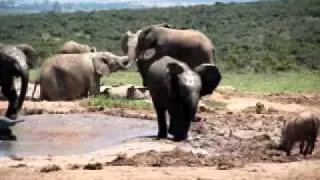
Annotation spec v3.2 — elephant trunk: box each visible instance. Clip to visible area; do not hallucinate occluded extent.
[127,29,142,68]
[115,56,131,70]
[17,70,29,110]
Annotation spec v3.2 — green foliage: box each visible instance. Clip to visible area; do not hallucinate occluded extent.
[0,0,319,72]
[84,96,152,109]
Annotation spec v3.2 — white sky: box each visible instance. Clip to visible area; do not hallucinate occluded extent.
[35,0,256,3]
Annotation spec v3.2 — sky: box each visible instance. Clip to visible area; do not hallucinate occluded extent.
[32,0,256,3]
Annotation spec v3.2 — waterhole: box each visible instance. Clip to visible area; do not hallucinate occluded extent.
[0,113,157,157]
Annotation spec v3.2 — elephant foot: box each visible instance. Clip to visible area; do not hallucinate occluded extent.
[157,132,168,139]
[5,112,17,120]
[173,133,188,142]
[0,128,17,141]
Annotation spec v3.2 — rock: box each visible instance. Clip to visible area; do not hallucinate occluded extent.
[83,162,103,170]
[99,84,150,99]
[255,102,267,114]
[66,163,82,170]
[40,164,61,173]
[99,85,112,95]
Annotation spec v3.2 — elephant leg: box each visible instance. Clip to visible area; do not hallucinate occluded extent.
[299,141,305,155]
[168,106,178,137]
[306,138,316,155]
[154,104,167,139]
[285,141,294,156]
[137,60,147,87]
[2,79,18,119]
[170,103,187,141]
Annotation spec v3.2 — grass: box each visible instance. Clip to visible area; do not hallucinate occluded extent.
[29,68,320,93]
[102,70,319,93]
[202,100,227,108]
[220,70,320,92]
[84,96,152,109]
[101,71,142,86]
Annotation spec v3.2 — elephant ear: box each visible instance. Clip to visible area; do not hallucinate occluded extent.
[92,57,110,76]
[16,44,37,69]
[194,64,221,97]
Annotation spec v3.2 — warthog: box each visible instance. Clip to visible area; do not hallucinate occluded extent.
[277,111,320,156]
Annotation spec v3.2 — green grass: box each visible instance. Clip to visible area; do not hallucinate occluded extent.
[30,68,320,93]
[202,100,227,108]
[102,70,319,93]
[101,71,142,86]
[84,96,152,109]
[220,70,320,92]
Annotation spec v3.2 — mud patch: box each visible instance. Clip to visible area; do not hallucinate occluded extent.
[106,147,236,169]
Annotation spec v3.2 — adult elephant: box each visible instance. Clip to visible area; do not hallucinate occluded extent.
[0,44,37,119]
[124,25,215,86]
[58,40,96,54]
[144,56,221,141]
[120,23,173,55]
[33,52,130,101]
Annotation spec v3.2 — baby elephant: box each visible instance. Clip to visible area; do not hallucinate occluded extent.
[144,56,221,141]
[278,111,320,156]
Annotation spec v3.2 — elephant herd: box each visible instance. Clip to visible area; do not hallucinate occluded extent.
[0,23,222,141]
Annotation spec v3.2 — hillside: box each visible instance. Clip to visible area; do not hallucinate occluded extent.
[0,0,319,72]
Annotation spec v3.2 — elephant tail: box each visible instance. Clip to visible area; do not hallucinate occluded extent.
[31,76,40,101]
[17,69,29,110]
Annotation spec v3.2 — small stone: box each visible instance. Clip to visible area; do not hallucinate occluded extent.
[40,164,61,173]
[66,163,82,170]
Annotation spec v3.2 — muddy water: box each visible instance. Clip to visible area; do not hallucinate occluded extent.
[0,114,157,157]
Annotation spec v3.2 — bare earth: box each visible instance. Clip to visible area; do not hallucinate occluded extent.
[0,89,319,180]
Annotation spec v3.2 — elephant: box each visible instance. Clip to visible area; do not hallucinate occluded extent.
[124,25,215,86]
[0,44,37,119]
[142,56,221,141]
[58,40,97,54]
[32,52,130,101]
[120,23,173,55]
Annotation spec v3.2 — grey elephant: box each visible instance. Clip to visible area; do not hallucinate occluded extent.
[0,44,37,119]
[120,23,173,55]
[58,40,97,54]
[143,56,221,141]
[32,52,130,100]
[123,25,215,86]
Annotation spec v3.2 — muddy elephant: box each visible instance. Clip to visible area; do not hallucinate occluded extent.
[58,40,96,54]
[33,52,130,100]
[143,56,221,141]
[0,44,37,119]
[123,25,215,86]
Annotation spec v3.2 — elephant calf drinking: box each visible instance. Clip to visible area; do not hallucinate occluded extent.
[144,56,221,141]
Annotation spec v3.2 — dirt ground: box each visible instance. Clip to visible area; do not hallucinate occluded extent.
[0,89,319,180]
